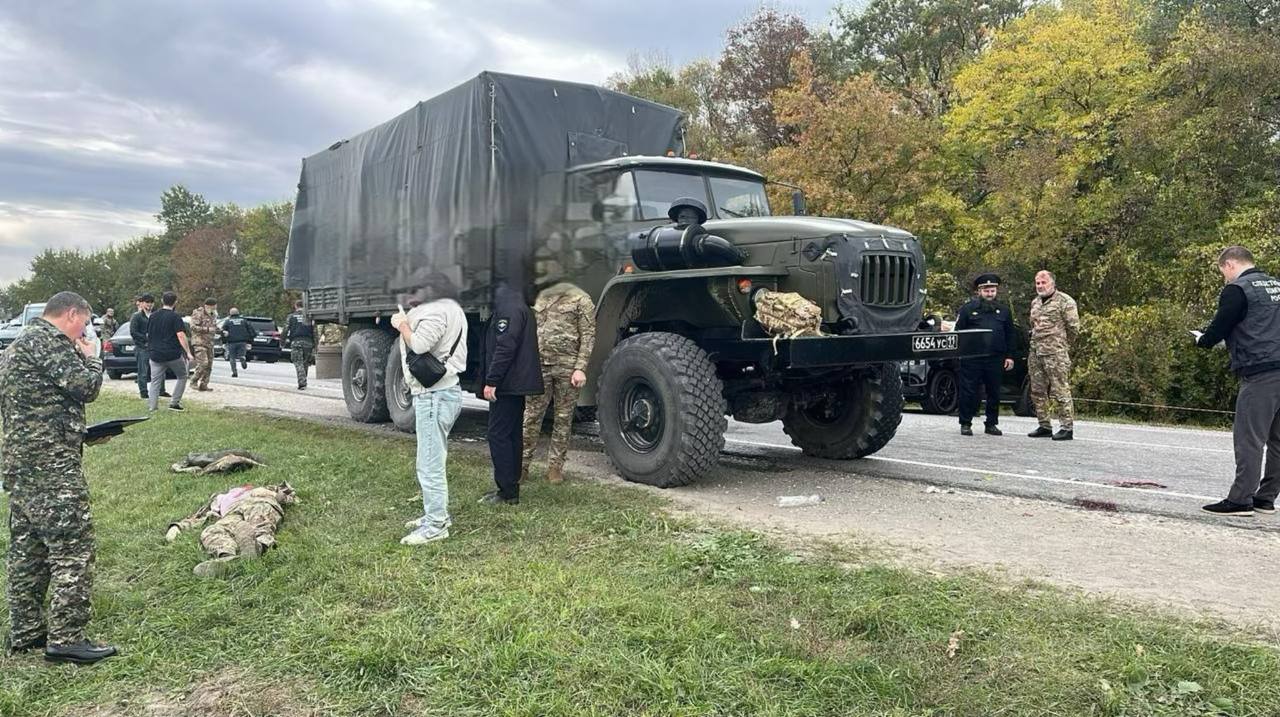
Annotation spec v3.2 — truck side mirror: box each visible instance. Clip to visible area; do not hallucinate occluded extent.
[791,190,807,216]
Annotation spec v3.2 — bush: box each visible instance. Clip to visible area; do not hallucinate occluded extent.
[1074,301,1235,425]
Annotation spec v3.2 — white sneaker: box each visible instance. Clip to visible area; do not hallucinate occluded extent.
[400,525,449,545]
[404,515,453,530]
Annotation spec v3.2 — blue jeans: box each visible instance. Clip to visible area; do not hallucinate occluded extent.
[135,346,151,396]
[226,342,248,370]
[414,387,463,528]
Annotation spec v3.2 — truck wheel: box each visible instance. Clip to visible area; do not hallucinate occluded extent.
[782,363,903,459]
[342,329,392,423]
[384,342,416,433]
[597,332,726,488]
[1014,377,1035,417]
[919,367,958,415]
[106,370,124,380]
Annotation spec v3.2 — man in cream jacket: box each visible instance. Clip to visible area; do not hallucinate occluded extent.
[391,276,468,545]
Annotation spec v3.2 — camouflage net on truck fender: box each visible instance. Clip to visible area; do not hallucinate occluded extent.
[753,290,824,350]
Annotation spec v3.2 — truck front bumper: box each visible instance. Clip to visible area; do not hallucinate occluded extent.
[702,329,994,370]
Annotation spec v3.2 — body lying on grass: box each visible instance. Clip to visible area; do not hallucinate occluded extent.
[165,483,297,577]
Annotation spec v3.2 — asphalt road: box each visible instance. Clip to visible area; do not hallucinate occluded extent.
[166,357,1249,528]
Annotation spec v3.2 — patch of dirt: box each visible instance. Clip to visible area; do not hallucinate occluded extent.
[79,668,323,717]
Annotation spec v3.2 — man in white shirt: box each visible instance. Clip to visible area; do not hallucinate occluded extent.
[391,276,468,545]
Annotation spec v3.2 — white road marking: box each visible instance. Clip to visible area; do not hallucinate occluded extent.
[723,437,1219,501]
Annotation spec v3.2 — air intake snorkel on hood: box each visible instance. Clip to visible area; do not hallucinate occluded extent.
[628,224,747,272]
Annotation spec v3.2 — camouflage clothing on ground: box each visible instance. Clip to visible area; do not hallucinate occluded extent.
[1028,291,1080,430]
[189,306,218,389]
[522,283,596,475]
[0,317,103,646]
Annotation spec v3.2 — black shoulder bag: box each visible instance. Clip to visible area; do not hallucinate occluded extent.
[406,327,463,387]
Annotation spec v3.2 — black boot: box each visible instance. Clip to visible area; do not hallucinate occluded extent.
[1027,426,1053,438]
[960,424,973,436]
[984,424,1003,436]
[1052,429,1073,441]
[5,634,45,656]
[44,641,118,665]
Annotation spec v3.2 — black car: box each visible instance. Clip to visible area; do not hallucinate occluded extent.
[102,325,181,380]
[901,319,1034,417]
[242,316,285,363]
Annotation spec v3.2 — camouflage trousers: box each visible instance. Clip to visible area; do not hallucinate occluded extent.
[1028,350,1074,430]
[191,341,214,389]
[7,495,95,646]
[291,339,314,388]
[521,366,580,473]
[199,502,283,560]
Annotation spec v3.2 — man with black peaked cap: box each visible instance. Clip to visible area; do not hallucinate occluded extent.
[955,273,1016,436]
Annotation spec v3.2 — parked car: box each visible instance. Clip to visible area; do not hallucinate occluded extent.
[901,317,1034,417]
[0,302,49,350]
[0,317,22,350]
[243,316,285,363]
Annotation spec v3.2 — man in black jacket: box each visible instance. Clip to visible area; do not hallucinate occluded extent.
[1195,246,1280,517]
[479,281,544,505]
[955,274,1016,436]
[128,293,166,400]
[221,308,257,378]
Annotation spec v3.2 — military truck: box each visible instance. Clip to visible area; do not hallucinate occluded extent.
[284,71,992,488]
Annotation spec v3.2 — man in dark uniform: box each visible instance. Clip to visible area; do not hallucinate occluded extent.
[1,292,117,664]
[955,273,1015,436]
[128,293,166,400]
[284,300,314,390]
[221,308,257,378]
[479,281,543,505]
[1195,246,1280,517]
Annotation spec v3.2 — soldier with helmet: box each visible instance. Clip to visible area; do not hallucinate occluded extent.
[955,273,1016,436]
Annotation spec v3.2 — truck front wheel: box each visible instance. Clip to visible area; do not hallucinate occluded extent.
[597,332,726,488]
[782,363,903,459]
[342,328,393,423]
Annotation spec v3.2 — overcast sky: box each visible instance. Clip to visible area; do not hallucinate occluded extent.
[0,0,845,285]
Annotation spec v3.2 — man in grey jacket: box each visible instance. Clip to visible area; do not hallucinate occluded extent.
[391,275,468,545]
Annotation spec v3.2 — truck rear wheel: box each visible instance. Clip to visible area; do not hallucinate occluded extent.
[343,329,393,423]
[782,363,903,459]
[597,332,726,488]
[385,341,416,433]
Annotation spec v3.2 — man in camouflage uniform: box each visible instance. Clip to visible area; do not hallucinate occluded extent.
[1026,270,1080,441]
[284,300,315,390]
[165,483,297,578]
[99,308,117,340]
[0,292,117,664]
[189,297,219,391]
[520,281,596,484]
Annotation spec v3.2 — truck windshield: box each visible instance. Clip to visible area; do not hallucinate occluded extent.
[633,170,707,221]
[708,175,771,217]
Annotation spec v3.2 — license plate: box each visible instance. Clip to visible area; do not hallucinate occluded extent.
[253,337,270,343]
[912,333,957,353]
[123,345,133,353]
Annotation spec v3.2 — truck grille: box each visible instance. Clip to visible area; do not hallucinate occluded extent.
[860,254,915,307]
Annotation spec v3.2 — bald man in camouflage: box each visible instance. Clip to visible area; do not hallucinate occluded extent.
[521,282,596,484]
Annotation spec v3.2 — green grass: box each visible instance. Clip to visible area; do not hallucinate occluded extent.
[1,395,1276,716]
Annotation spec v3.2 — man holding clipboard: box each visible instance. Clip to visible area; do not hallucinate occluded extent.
[0,292,118,663]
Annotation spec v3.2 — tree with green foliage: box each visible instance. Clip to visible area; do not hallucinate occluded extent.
[834,0,1028,117]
